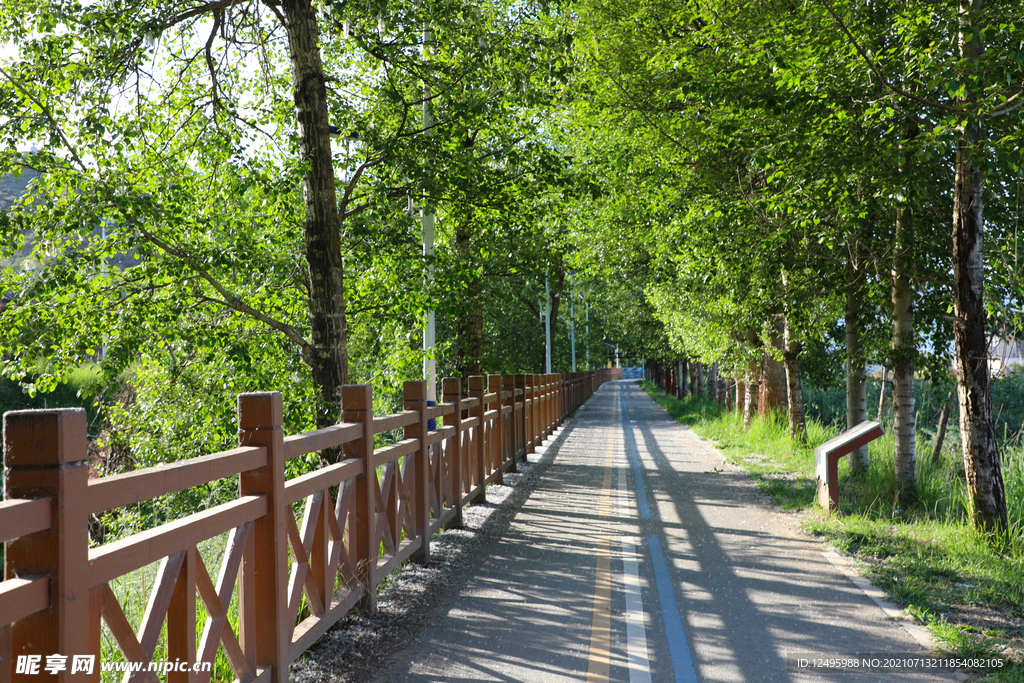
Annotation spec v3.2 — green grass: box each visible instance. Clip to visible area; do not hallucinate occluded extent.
[100,533,237,683]
[641,380,1024,676]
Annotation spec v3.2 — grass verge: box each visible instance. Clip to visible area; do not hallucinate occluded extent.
[641,380,1024,681]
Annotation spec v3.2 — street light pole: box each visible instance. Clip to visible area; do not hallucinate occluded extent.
[422,25,436,405]
[544,274,552,373]
[585,303,589,369]
[570,273,576,372]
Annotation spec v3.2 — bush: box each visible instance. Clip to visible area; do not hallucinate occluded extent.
[0,364,108,435]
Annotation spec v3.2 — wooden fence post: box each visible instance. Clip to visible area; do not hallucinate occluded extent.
[538,374,546,441]
[341,385,376,612]
[488,375,503,485]
[469,376,487,503]
[532,373,540,447]
[237,393,288,683]
[557,373,563,425]
[168,546,198,683]
[553,374,559,428]
[561,373,567,422]
[524,374,532,454]
[549,374,556,436]
[569,373,575,414]
[534,373,543,448]
[4,409,90,683]
[403,381,430,564]
[562,374,567,422]
[544,374,553,439]
[514,374,527,462]
[503,375,517,473]
[572,373,576,413]
[441,378,463,528]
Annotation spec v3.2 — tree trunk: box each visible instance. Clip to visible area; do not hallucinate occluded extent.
[283,0,347,449]
[678,359,686,399]
[717,378,726,410]
[953,0,1008,532]
[760,319,787,415]
[892,120,918,499]
[706,363,717,402]
[466,292,483,379]
[695,362,704,398]
[744,359,760,429]
[688,358,696,401]
[455,224,483,383]
[548,268,565,366]
[783,316,807,442]
[846,268,869,472]
[735,378,744,413]
[931,391,953,464]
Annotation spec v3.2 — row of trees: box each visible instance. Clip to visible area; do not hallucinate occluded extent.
[563,0,1023,532]
[0,0,620,468]
[3,0,1021,533]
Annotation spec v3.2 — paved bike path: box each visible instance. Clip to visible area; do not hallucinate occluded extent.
[368,381,958,682]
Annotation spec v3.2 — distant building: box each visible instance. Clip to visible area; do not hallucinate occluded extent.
[990,334,1024,377]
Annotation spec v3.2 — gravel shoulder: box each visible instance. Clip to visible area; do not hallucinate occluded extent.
[289,424,573,683]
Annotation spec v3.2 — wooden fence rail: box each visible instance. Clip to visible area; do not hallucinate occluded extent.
[1,369,621,683]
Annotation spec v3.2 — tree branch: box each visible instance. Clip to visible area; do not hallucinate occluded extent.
[133,224,313,364]
[991,88,1024,117]
[0,66,87,171]
[205,11,224,113]
[819,0,961,114]
[163,0,242,29]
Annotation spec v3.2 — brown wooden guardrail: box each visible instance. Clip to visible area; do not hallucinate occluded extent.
[815,421,885,512]
[1,369,621,683]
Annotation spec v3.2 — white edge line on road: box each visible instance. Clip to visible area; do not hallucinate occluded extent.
[618,465,653,683]
[820,547,962,668]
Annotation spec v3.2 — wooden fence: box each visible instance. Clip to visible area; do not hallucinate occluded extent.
[1,369,620,683]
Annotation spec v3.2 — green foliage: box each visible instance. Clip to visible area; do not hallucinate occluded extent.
[0,364,107,432]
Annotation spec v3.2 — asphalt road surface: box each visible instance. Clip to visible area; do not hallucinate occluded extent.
[369,380,960,683]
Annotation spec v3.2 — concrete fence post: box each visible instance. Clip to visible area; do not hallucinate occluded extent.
[4,409,90,683]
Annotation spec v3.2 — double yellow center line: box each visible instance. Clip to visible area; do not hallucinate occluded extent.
[587,399,617,681]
